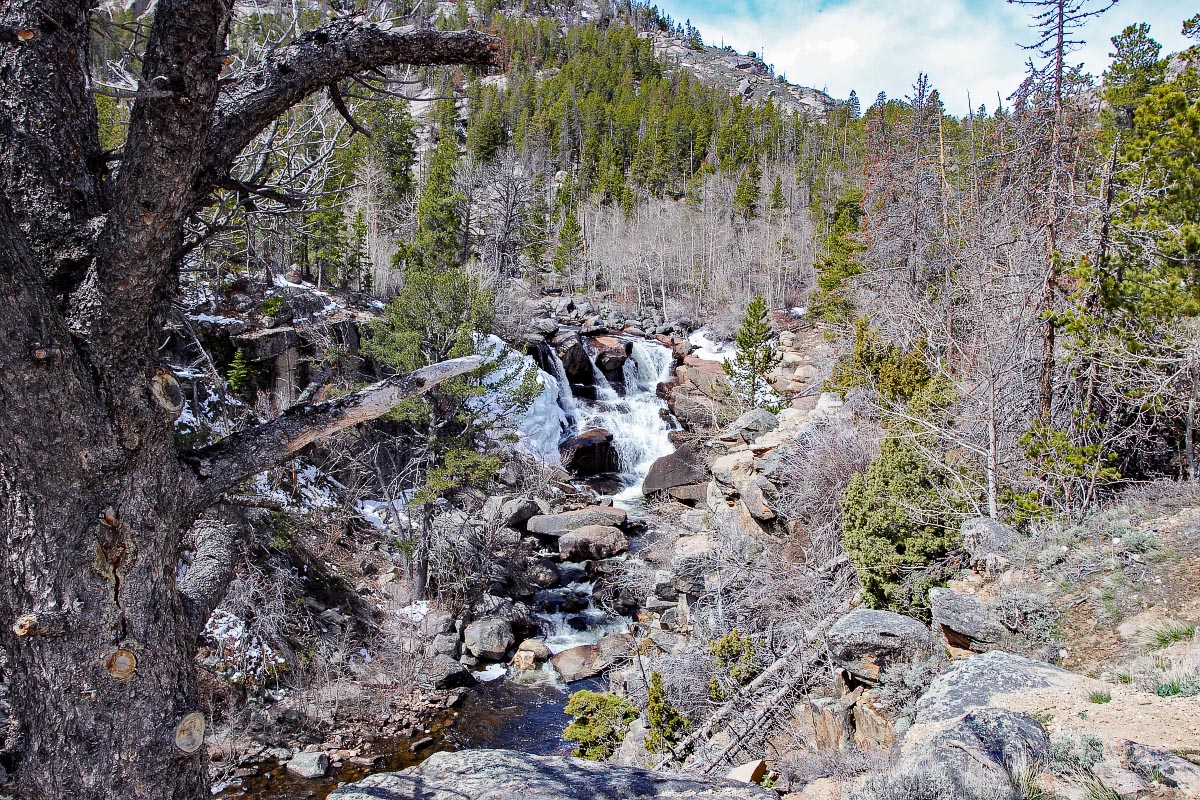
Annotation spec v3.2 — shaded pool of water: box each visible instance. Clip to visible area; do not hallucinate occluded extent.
[446,671,605,754]
[216,671,603,799]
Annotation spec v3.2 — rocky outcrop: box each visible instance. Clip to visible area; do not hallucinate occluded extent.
[928,588,1006,654]
[527,506,628,535]
[329,748,777,799]
[642,443,708,496]
[560,429,619,476]
[959,517,1019,573]
[642,31,832,119]
[463,617,515,662]
[550,633,635,682]
[825,609,934,684]
[558,525,629,560]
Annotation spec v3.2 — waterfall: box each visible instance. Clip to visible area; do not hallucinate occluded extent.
[543,346,578,425]
[579,340,676,492]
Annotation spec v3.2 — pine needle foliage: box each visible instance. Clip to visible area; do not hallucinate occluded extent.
[563,690,638,761]
[644,671,688,756]
[723,294,782,410]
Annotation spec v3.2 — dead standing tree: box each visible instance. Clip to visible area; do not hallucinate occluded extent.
[0,4,498,799]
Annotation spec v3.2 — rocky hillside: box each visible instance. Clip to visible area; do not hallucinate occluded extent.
[643,32,833,116]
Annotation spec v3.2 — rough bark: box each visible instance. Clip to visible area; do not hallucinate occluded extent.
[0,4,499,798]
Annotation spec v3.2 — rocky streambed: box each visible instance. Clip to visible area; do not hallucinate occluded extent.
[217,318,693,798]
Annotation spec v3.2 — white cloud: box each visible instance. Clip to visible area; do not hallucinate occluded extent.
[667,0,1196,114]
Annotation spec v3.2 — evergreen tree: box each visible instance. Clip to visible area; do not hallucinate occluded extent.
[347,210,370,292]
[846,89,861,117]
[1103,23,1165,115]
[842,437,960,614]
[521,176,552,271]
[552,211,585,277]
[563,691,638,760]
[723,294,782,409]
[732,158,762,221]
[644,672,687,755]
[403,119,466,273]
[369,100,419,203]
[767,174,787,222]
[810,189,864,324]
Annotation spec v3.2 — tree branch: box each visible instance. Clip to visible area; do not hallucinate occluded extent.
[179,514,249,635]
[197,23,500,198]
[328,82,373,138]
[184,354,484,509]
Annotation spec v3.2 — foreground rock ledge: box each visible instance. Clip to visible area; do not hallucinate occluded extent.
[328,749,776,800]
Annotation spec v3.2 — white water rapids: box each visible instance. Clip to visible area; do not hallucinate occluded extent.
[454,332,681,760]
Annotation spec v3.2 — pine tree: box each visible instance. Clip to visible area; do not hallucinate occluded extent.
[347,209,370,292]
[552,211,584,277]
[767,174,786,222]
[1103,23,1165,115]
[811,189,864,324]
[846,89,861,117]
[732,158,762,221]
[723,294,782,409]
[369,99,418,204]
[644,672,687,755]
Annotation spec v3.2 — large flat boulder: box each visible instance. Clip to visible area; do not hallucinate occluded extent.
[643,443,708,495]
[550,633,635,682]
[527,506,627,535]
[416,655,473,690]
[560,429,619,476]
[329,749,776,799]
[825,609,934,684]
[913,650,1075,724]
[929,588,1006,653]
[233,326,300,362]
[463,617,515,662]
[558,525,629,560]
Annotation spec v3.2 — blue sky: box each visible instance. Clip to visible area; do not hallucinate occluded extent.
[659,0,1196,114]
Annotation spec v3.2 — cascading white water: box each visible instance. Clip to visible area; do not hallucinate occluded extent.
[580,340,677,492]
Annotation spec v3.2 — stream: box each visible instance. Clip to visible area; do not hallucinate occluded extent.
[219,333,680,798]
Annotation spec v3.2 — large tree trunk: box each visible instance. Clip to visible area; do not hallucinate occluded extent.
[0,2,498,796]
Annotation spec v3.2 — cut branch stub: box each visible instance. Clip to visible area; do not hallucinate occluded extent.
[173,712,206,754]
[11,612,65,638]
[12,614,37,637]
[150,369,185,416]
[104,648,138,681]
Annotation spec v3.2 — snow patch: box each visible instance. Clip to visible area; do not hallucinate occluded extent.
[688,329,734,362]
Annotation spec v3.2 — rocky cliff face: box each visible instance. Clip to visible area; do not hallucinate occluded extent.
[640,32,834,117]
